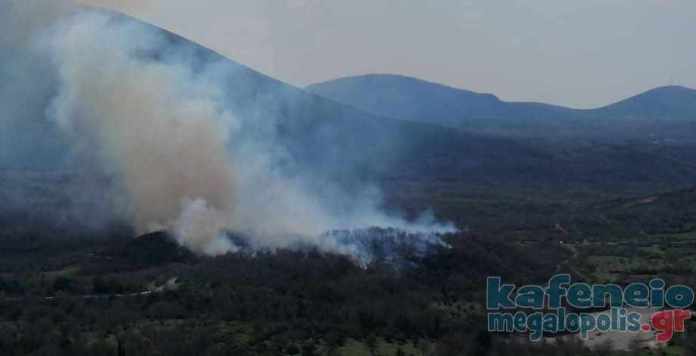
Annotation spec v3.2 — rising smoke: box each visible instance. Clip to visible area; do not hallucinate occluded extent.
[0,0,455,257]
[47,11,237,254]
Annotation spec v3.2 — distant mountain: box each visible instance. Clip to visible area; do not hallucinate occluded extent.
[307,74,574,124]
[307,75,696,141]
[0,12,537,185]
[6,9,684,188]
[4,9,696,238]
[593,85,696,120]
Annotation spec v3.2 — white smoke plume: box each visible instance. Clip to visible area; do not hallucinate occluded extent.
[47,10,237,254]
[2,0,456,257]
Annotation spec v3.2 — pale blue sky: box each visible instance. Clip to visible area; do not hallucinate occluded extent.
[87,0,696,108]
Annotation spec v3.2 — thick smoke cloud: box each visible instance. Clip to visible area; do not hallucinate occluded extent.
[1,0,454,258]
[48,11,237,254]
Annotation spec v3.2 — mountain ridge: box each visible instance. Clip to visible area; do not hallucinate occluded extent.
[307,74,696,141]
[4,8,696,209]
[308,73,696,112]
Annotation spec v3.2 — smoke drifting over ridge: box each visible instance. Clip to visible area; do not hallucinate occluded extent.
[48,11,237,254]
[0,1,454,257]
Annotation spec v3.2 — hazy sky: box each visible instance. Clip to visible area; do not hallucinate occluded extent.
[83,0,696,108]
